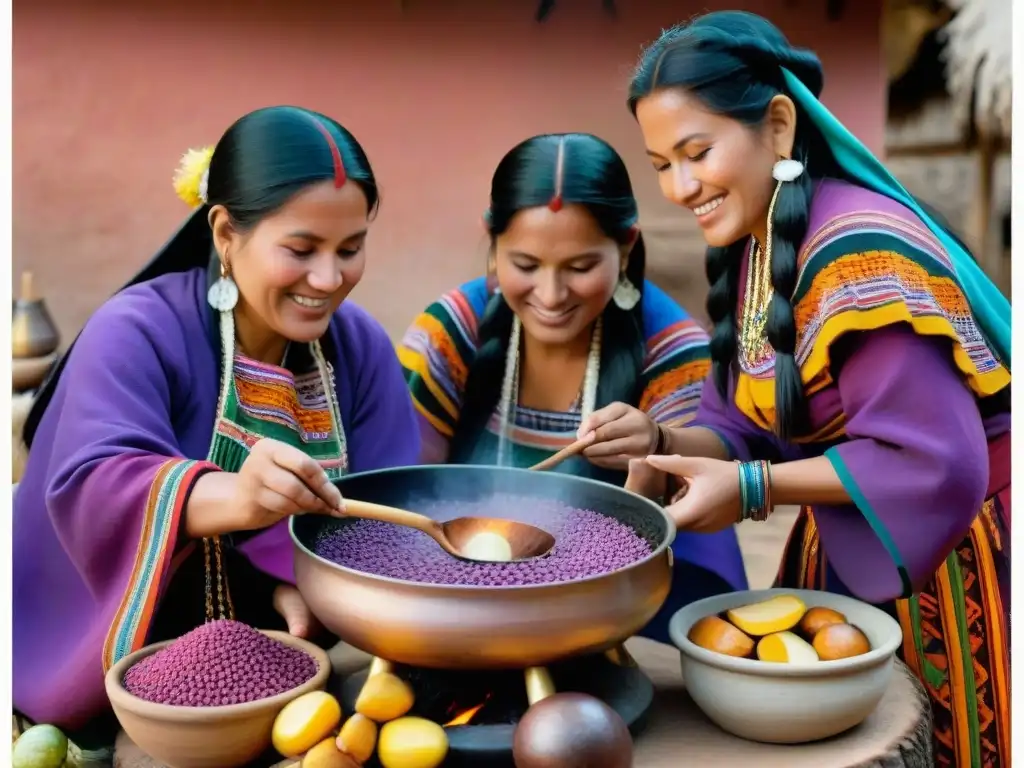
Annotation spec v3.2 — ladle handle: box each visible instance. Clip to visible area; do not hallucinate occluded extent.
[341,499,439,536]
[529,435,594,472]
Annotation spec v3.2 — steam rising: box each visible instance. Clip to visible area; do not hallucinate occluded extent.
[315,494,651,587]
[400,467,594,530]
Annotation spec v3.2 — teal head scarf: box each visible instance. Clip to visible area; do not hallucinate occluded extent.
[779,69,1011,366]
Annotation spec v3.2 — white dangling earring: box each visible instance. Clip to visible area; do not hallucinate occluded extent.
[207,259,239,311]
[772,158,805,183]
[612,273,641,311]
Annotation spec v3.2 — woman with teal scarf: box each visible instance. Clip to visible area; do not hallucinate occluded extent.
[580,12,1011,766]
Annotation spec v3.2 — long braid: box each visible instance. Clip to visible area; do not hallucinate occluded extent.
[448,292,515,459]
[706,241,743,398]
[765,143,813,439]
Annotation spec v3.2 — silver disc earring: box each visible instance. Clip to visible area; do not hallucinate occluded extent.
[207,260,239,312]
[772,158,805,183]
[612,274,641,311]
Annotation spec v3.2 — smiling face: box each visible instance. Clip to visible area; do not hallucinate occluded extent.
[211,179,370,357]
[634,89,779,248]
[494,204,624,347]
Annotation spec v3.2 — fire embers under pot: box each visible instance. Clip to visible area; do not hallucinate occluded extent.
[337,649,652,768]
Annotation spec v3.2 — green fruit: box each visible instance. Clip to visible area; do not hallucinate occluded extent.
[11,724,68,768]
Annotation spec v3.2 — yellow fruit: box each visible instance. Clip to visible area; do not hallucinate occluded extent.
[377,717,449,768]
[756,631,820,664]
[726,595,807,636]
[337,713,378,764]
[812,623,872,661]
[302,737,360,768]
[11,725,68,768]
[687,615,755,658]
[355,672,415,723]
[798,606,847,638]
[273,691,343,758]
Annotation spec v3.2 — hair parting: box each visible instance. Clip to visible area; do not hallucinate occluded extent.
[549,137,567,212]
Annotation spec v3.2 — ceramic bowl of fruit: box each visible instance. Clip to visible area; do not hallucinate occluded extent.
[668,588,902,744]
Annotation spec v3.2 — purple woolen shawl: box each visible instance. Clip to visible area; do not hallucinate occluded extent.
[12,267,420,729]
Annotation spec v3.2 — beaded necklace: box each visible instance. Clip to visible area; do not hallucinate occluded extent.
[495,315,602,467]
[737,240,775,370]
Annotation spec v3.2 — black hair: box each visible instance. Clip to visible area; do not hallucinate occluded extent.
[205,106,379,230]
[448,133,647,457]
[629,12,840,441]
[24,106,378,447]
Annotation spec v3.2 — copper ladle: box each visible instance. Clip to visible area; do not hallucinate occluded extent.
[339,499,556,563]
[325,436,594,563]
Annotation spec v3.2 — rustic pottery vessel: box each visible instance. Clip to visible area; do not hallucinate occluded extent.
[12,271,60,359]
[12,354,57,392]
[105,630,330,768]
[513,692,633,768]
[669,588,903,745]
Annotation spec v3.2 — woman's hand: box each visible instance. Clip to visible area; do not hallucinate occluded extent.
[624,458,669,500]
[273,583,323,639]
[577,402,661,470]
[235,438,345,531]
[633,455,742,533]
[185,438,345,539]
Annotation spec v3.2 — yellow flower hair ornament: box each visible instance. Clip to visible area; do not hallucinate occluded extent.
[173,146,215,209]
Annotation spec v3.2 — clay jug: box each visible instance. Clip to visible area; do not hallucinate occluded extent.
[12,271,60,359]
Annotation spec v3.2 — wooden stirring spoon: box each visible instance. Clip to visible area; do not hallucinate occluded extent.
[339,499,556,564]
[528,434,595,472]
[340,435,594,561]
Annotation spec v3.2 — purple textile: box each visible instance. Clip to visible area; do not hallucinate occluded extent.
[12,267,419,729]
[818,326,990,601]
[695,325,996,605]
[692,178,1006,604]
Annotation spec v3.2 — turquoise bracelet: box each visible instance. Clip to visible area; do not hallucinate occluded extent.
[737,460,773,522]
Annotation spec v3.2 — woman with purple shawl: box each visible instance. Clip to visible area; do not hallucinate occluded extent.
[580,13,1011,766]
[13,107,419,744]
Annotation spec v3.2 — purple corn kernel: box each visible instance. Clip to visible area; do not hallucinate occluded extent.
[122,620,318,706]
[314,494,652,586]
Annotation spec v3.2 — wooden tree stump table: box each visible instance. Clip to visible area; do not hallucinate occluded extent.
[115,638,932,768]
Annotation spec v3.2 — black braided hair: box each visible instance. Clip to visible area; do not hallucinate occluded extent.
[448,133,647,458]
[627,11,834,440]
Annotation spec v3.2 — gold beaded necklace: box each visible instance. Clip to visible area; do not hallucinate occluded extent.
[737,239,774,370]
[738,179,786,370]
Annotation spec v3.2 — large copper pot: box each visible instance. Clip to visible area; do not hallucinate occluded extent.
[291,465,675,670]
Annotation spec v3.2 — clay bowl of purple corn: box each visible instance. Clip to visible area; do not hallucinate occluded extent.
[291,464,676,670]
[105,621,330,768]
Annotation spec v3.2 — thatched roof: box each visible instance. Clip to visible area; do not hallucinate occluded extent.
[884,0,949,83]
[939,0,1012,138]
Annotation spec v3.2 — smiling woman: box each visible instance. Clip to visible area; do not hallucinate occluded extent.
[577,12,1011,766]
[397,132,748,644]
[13,106,420,744]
